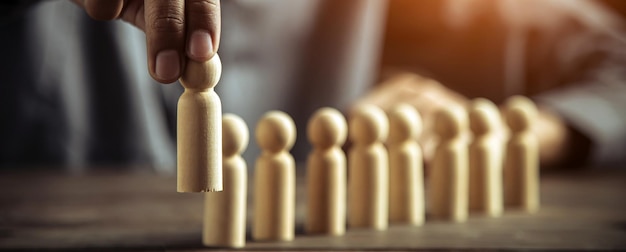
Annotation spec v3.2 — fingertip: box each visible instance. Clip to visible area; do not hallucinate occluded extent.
[187,30,215,62]
[84,0,124,20]
[153,50,182,84]
[185,0,220,61]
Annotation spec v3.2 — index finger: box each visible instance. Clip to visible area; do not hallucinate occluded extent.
[185,0,221,62]
[144,0,186,83]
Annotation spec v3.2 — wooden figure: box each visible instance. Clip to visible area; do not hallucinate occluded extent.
[387,104,425,226]
[203,114,248,248]
[306,107,348,236]
[430,105,469,222]
[504,96,540,213]
[253,111,296,241]
[468,98,504,217]
[177,54,223,192]
[348,105,389,230]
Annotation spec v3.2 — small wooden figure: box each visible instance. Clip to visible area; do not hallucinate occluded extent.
[203,114,248,248]
[468,98,504,217]
[177,54,223,192]
[253,111,296,241]
[430,105,469,222]
[348,105,389,230]
[306,107,348,236]
[387,104,424,226]
[503,96,540,213]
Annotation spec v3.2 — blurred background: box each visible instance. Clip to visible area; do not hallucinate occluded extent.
[1,0,625,172]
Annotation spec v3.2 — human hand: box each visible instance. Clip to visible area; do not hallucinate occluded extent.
[355,72,585,170]
[72,0,220,83]
[353,73,469,168]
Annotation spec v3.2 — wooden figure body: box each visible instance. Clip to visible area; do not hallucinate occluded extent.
[253,111,296,241]
[504,96,540,213]
[387,104,424,226]
[177,54,223,192]
[468,98,504,217]
[348,105,389,230]
[306,108,347,236]
[430,105,469,222]
[203,114,248,248]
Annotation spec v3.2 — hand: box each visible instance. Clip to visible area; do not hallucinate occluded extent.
[72,0,221,84]
[353,73,469,168]
[355,72,588,169]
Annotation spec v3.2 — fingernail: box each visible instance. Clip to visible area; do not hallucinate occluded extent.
[189,30,213,60]
[156,50,180,80]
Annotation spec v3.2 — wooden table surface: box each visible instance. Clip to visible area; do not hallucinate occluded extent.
[0,167,625,251]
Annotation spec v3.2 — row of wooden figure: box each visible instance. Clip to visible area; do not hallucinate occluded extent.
[203,96,539,248]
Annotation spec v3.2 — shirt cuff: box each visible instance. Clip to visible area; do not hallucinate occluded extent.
[534,82,626,165]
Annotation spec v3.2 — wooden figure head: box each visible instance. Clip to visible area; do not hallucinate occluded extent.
[388,104,422,145]
[222,114,249,157]
[180,54,222,89]
[256,111,296,153]
[469,98,500,136]
[435,105,468,140]
[349,105,388,145]
[504,96,538,133]
[308,107,348,149]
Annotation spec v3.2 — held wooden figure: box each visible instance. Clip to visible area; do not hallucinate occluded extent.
[306,107,348,236]
[468,98,504,217]
[203,114,248,248]
[504,96,540,213]
[177,54,223,192]
[348,105,389,230]
[253,111,296,241]
[430,105,469,222]
[388,104,424,226]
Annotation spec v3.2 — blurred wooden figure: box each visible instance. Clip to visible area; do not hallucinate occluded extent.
[468,98,504,217]
[387,104,424,226]
[203,114,248,248]
[253,111,296,241]
[504,96,540,213]
[430,105,469,222]
[177,55,223,192]
[348,105,389,230]
[306,108,348,236]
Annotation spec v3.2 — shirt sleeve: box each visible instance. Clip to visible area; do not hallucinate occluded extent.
[535,49,626,165]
